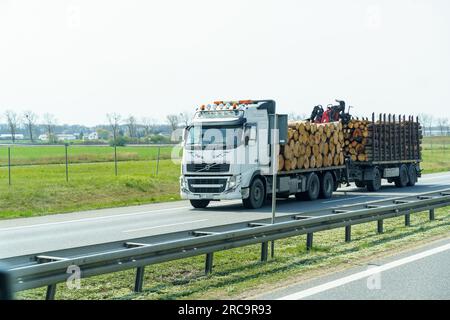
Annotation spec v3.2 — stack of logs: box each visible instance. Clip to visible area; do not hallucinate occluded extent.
[278,121,345,172]
[343,119,370,162]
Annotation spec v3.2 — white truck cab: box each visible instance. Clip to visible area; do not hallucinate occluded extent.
[180,100,286,209]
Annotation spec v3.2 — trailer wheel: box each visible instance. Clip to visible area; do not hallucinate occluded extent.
[367,168,382,192]
[395,164,409,188]
[190,200,210,209]
[407,164,417,186]
[305,173,320,201]
[243,177,266,209]
[319,172,334,199]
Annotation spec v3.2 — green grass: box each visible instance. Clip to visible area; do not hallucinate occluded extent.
[422,136,450,150]
[0,160,181,219]
[16,208,450,300]
[0,145,178,166]
[0,147,448,220]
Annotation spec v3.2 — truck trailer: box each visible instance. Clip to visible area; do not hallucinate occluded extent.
[180,100,422,209]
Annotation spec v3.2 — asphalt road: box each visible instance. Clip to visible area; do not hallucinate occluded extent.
[258,237,450,300]
[0,171,449,259]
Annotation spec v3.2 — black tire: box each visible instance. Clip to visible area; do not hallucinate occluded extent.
[305,173,320,201]
[367,168,382,192]
[319,172,334,199]
[395,164,409,188]
[190,200,210,209]
[355,181,366,188]
[407,164,417,186]
[243,177,266,209]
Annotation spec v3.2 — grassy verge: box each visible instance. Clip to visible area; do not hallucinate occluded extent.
[0,160,181,219]
[0,145,177,166]
[0,148,448,219]
[17,207,450,300]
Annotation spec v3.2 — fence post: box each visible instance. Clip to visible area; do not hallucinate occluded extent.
[260,242,268,262]
[45,284,57,300]
[114,145,118,176]
[156,146,161,176]
[65,144,69,182]
[8,147,11,186]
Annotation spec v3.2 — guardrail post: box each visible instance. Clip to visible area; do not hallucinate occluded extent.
[345,225,351,243]
[429,209,435,221]
[261,242,269,262]
[0,267,13,300]
[377,220,384,234]
[306,233,313,251]
[65,144,69,182]
[405,213,411,227]
[134,267,145,293]
[45,284,57,300]
[205,253,214,275]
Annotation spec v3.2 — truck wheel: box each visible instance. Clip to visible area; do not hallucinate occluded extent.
[190,200,210,209]
[305,173,320,201]
[243,177,266,209]
[355,181,366,188]
[394,165,409,188]
[319,172,334,199]
[367,168,382,192]
[407,164,417,186]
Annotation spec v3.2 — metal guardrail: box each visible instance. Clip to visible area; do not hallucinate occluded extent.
[1,188,449,300]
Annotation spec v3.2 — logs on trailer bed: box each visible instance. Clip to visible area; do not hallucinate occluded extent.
[343,116,422,163]
[279,121,345,172]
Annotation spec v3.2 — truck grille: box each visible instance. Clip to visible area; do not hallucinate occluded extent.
[188,178,227,194]
[186,163,230,173]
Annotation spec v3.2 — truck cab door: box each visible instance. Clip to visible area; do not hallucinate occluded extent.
[244,124,259,166]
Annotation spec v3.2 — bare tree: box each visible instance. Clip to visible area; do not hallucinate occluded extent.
[179,111,192,127]
[125,115,137,139]
[107,113,121,144]
[437,117,448,136]
[288,112,307,121]
[166,114,180,132]
[5,110,19,143]
[141,117,156,136]
[42,113,57,143]
[418,114,433,137]
[23,111,38,142]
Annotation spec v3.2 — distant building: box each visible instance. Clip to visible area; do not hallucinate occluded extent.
[57,134,77,141]
[87,132,99,140]
[0,133,24,140]
[39,134,48,141]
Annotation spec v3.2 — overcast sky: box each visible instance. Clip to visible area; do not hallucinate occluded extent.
[1,0,449,126]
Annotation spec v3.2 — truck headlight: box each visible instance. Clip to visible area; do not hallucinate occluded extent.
[180,177,186,189]
[228,176,240,189]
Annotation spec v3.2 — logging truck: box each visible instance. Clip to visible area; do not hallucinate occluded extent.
[180,100,422,209]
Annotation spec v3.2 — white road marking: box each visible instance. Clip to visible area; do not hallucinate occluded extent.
[0,206,192,232]
[277,242,450,300]
[123,219,209,233]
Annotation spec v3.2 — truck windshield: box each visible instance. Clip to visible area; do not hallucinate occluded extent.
[186,126,243,149]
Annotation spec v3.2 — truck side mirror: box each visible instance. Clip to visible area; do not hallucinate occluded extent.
[245,135,250,146]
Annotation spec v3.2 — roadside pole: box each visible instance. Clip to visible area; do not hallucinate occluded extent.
[65,144,69,182]
[156,146,161,176]
[8,147,11,186]
[271,114,278,258]
[114,145,118,176]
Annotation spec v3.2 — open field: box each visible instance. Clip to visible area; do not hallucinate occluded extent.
[0,147,449,219]
[422,136,450,150]
[0,160,181,219]
[0,145,177,166]
[16,208,450,300]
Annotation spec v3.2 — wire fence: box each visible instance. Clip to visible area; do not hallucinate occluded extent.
[0,144,181,186]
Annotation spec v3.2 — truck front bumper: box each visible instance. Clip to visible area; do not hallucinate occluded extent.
[180,175,246,201]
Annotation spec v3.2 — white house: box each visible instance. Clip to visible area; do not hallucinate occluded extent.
[39,134,48,141]
[87,132,99,140]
